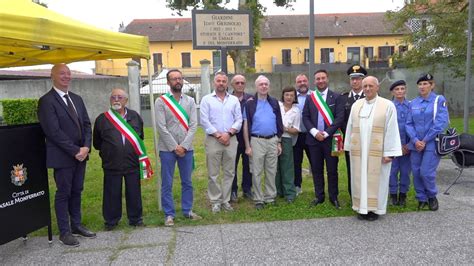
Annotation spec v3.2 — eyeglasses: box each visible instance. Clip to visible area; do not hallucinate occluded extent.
[235,81,245,85]
[169,77,183,82]
[110,95,126,100]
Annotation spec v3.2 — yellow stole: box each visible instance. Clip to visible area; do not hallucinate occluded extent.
[350,98,388,210]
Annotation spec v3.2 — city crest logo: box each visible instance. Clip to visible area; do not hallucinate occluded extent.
[11,164,27,186]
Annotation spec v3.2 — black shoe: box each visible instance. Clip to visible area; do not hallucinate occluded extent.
[357,214,367,220]
[104,224,117,231]
[398,193,407,207]
[309,198,324,207]
[417,201,428,211]
[390,193,399,206]
[230,191,238,203]
[255,203,264,210]
[72,225,96,239]
[130,221,145,227]
[286,198,294,204]
[59,233,80,247]
[330,199,341,209]
[243,191,253,199]
[366,212,379,221]
[428,197,439,211]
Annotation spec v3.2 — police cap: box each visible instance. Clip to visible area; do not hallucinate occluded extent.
[347,64,368,78]
[416,73,434,84]
[389,80,406,91]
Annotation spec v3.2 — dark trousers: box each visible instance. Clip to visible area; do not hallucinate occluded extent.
[345,151,351,196]
[293,132,311,188]
[232,141,252,193]
[53,162,86,235]
[103,169,143,226]
[308,140,339,201]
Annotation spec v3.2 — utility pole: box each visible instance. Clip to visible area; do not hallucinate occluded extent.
[464,0,473,133]
[309,0,315,88]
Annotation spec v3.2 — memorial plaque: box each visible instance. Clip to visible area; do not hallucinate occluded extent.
[192,10,253,50]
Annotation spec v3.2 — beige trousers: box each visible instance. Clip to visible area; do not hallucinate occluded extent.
[205,135,237,204]
[250,136,278,204]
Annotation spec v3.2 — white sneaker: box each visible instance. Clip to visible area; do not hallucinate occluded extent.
[164,216,174,226]
[211,203,221,213]
[296,186,302,196]
[222,202,234,212]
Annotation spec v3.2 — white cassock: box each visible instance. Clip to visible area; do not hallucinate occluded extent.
[344,96,402,215]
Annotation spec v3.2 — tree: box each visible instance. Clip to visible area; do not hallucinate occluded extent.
[167,0,295,73]
[32,0,48,8]
[386,0,469,77]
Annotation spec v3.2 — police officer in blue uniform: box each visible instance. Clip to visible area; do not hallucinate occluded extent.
[406,74,449,211]
[388,80,411,207]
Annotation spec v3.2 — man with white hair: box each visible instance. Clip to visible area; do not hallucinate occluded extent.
[93,88,148,231]
[344,76,402,221]
[243,75,283,210]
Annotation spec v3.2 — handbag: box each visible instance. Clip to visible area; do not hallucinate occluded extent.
[433,96,460,155]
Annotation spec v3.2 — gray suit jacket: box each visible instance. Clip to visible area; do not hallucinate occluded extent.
[155,94,197,151]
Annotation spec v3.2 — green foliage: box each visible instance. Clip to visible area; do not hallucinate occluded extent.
[386,0,470,77]
[0,98,38,125]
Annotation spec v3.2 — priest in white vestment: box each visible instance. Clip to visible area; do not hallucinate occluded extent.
[344,76,402,221]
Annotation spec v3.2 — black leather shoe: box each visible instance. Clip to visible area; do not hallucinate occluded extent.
[59,233,80,247]
[72,225,96,239]
[366,212,379,221]
[390,194,399,206]
[243,191,253,199]
[255,203,264,210]
[310,198,324,207]
[230,191,238,203]
[417,201,428,211]
[330,199,341,209]
[104,224,117,231]
[130,221,145,227]
[357,214,367,220]
[398,193,407,207]
[428,197,439,211]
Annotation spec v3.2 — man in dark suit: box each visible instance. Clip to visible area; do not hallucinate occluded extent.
[303,69,344,209]
[339,64,367,197]
[38,63,96,247]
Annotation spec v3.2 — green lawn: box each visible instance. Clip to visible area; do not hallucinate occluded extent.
[34,117,473,236]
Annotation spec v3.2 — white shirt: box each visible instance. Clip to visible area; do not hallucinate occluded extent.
[53,86,78,113]
[279,102,301,145]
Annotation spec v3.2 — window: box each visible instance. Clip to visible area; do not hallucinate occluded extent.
[212,51,221,73]
[320,48,334,63]
[282,49,291,66]
[181,53,191,68]
[152,53,162,73]
[346,47,360,64]
[304,49,310,63]
[378,46,395,60]
[364,47,374,60]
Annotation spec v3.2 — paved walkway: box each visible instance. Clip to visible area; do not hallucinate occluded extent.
[1,159,473,265]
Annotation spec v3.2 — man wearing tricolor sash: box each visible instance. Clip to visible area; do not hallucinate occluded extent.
[93,88,147,231]
[155,69,201,226]
[344,76,402,221]
[302,69,344,209]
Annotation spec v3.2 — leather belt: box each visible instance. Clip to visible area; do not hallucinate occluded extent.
[251,134,276,139]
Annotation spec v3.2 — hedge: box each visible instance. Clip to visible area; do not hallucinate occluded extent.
[0,99,39,125]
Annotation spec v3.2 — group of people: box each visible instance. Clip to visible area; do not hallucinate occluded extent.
[37,63,449,247]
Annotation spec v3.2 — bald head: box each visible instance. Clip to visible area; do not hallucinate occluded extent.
[51,63,71,91]
[231,74,246,94]
[362,76,380,101]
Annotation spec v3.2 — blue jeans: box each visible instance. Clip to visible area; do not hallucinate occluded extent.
[160,150,194,218]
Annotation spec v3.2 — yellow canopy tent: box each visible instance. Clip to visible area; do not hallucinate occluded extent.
[0,0,150,67]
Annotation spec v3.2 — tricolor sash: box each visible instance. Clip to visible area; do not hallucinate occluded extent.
[160,93,190,131]
[104,109,153,180]
[310,90,344,156]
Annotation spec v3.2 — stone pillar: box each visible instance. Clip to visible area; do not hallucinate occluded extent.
[127,60,141,114]
[199,59,211,104]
